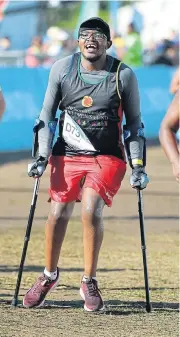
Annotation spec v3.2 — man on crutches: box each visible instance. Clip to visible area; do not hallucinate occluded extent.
[16,17,150,312]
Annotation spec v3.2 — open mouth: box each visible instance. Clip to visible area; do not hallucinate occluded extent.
[85,44,98,53]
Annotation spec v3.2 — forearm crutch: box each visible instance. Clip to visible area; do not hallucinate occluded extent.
[137,188,152,313]
[11,178,40,306]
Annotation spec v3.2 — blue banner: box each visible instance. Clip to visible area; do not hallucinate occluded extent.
[134,65,175,138]
[0,67,49,151]
[0,65,176,152]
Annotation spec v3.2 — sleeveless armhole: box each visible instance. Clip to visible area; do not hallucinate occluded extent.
[60,53,76,87]
[116,61,122,100]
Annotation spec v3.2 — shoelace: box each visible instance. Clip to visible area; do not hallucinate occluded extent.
[86,280,101,297]
[32,276,52,294]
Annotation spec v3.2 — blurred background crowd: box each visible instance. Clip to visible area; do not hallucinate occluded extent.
[0,0,179,68]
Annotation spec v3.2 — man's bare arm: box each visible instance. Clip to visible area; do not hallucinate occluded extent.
[159,90,179,182]
[0,89,6,119]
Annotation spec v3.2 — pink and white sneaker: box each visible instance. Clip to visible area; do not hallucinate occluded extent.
[80,277,104,312]
[23,268,59,308]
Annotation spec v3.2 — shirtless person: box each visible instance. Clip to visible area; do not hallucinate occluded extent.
[159,90,179,182]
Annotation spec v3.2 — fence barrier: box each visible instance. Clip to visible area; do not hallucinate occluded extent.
[0,65,176,151]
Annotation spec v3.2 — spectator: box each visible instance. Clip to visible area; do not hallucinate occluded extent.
[112,34,125,60]
[152,39,179,66]
[0,36,11,51]
[25,36,44,68]
[42,26,70,66]
[122,23,143,67]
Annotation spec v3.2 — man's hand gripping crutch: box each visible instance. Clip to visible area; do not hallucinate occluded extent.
[123,123,152,313]
[11,118,58,307]
[28,118,58,178]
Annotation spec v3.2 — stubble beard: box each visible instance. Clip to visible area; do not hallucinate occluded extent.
[82,53,102,63]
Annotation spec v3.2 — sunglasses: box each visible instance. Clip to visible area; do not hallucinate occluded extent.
[79,31,107,41]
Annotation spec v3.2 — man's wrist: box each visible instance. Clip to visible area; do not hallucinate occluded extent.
[38,156,47,161]
[132,165,145,174]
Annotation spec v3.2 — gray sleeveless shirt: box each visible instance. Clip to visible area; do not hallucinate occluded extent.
[53,52,124,159]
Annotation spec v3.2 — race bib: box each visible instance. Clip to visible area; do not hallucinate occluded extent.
[62,113,96,151]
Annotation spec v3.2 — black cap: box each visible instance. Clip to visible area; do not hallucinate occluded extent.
[79,17,111,41]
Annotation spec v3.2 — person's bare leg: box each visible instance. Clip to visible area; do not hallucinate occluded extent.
[45,200,75,272]
[81,187,105,277]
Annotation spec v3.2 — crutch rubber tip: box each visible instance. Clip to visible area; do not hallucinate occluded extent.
[146,303,152,313]
[11,298,18,307]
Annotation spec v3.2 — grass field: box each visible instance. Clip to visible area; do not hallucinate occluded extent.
[0,146,179,337]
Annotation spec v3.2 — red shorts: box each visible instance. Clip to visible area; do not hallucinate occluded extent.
[49,155,126,207]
